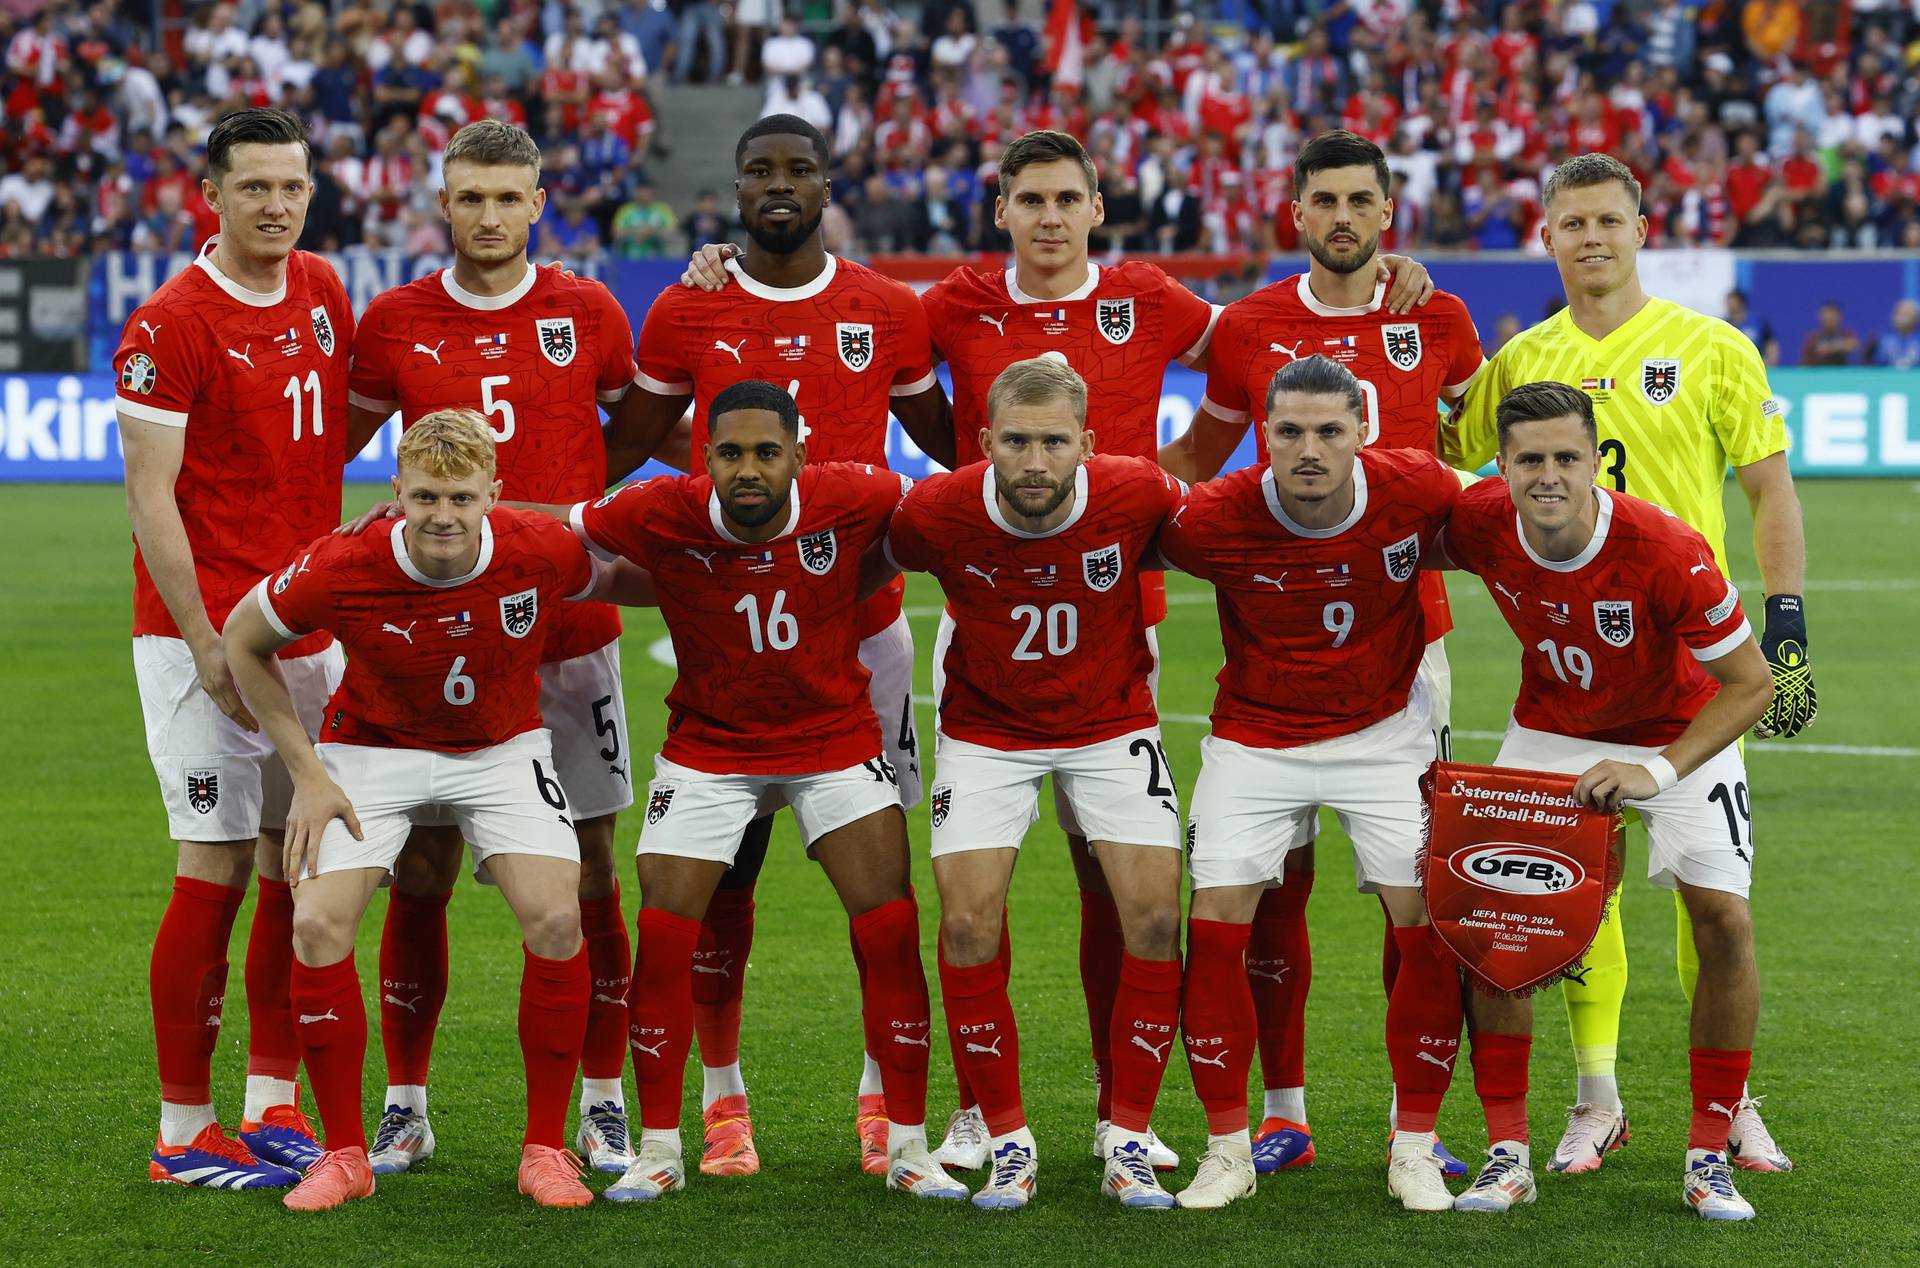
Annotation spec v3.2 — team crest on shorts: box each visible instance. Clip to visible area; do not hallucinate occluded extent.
[1640,358,1680,405]
[930,783,952,828]
[121,352,157,394]
[1382,532,1421,582]
[309,306,335,356]
[798,528,837,575]
[1382,322,1423,371]
[1082,543,1123,592]
[499,588,539,638]
[1096,297,1135,345]
[646,784,675,824]
[185,768,219,814]
[536,317,577,367]
[1593,600,1635,647]
[836,322,874,371]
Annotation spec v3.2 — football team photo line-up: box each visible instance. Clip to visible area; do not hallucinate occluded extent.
[120,105,1812,1219]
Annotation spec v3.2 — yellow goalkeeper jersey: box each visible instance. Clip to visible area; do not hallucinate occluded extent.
[1444,296,1786,566]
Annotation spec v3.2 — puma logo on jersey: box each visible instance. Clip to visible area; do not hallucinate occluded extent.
[383,993,422,1014]
[1187,1046,1228,1068]
[139,320,162,342]
[1252,573,1288,591]
[382,621,416,643]
[227,345,254,368]
[412,340,445,364]
[298,1010,339,1025]
[714,338,746,363]
[1268,340,1305,360]
[964,1037,1004,1057]
[684,548,718,572]
[965,565,999,588]
[1130,1035,1170,1063]
[1494,582,1523,609]
[1690,559,1712,575]
[978,312,1009,335]
[1417,1050,1456,1071]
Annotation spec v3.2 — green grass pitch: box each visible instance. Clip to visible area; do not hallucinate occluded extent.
[1,479,1915,1265]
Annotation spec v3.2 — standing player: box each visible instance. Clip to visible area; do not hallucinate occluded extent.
[575,381,964,1205]
[1158,128,1484,1177]
[223,409,632,1211]
[1438,382,1775,1220]
[115,107,349,1188]
[600,114,955,1178]
[1158,356,1469,1213]
[1446,153,1809,1174]
[342,120,646,1176]
[881,359,1186,1211]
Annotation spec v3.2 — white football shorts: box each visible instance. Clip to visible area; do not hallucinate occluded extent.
[1189,687,1434,894]
[861,613,923,810]
[640,751,905,864]
[1494,722,1755,898]
[539,638,635,820]
[927,726,1182,859]
[134,635,344,843]
[307,729,581,884]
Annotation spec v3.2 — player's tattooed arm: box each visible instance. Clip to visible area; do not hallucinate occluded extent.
[891,383,959,470]
[120,413,258,730]
[1573,636,1773,812]
[604,387,693,480]
[682,242,739,292]
[1376,254,1436,314]
[223,592,362,882]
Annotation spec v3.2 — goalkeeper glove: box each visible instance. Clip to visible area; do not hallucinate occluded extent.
[1752,594,1817,739]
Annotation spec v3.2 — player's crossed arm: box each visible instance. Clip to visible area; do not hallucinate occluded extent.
[221,586,363,882]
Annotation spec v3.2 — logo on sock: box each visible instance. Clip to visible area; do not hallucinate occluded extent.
[1129,1035,1170,1063]
[631,1038,665,1058]
[1416,1051,1456,1071]
[297,1010,339,1025]
[964,1037,1004,1057]
[382,993,423,1014]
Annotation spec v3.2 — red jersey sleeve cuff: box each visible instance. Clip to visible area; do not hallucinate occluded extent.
[569,500,619,560]
[116,396,190,427]
[881,535,905,572]
[251,579,303,642]
[636,369,693,396]
[348,390,398,415]
[1444,358,1486,397]
[569,553,611,601]
[1178,304,1225,367]
[889,369,938,397]
[1689,618,1753,662]
[1198,393,1249,426]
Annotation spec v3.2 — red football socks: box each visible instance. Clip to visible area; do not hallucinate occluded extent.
[243,876,299,1082]
[940,912,1009,1110]
[579,884,631,1081]
[1248,876,1312,1093]
[630,908,700,1131]
[691,886,753,1069]
[1688,1047,1752,1153]
[1182,919,1255,1135]
[151,876,245,1105]
[378,888,451,1087]
[291,952,369,1151]
[519,943,590,1147]
[1470,1030,1532,1144]
[1385,925,1463,1135]
[1079,889,1124,1120]
[851,897,932,1128]
[1108,952,1182,1133]
[938,944,1022,1134]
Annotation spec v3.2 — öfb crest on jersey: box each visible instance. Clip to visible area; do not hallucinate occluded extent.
[799,528,837,575]
[836,322,874,371]
[1382,322,1422,370]
[1593,600,1635,647]
[500,587,539,638]
[1640,358,1680,404]
[1082,543,1123,592]
[536,316,578,367]
[310,306,336,356]
[1096,297,1135,345]
[1382,532,1421,582]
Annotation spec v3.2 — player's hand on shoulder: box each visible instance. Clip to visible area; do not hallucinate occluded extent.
[1377,254,1435,313]
[335,499,401,535]
[283,775,362,886]
[682,242,738,292]
[1573,759,1658,813]
[189,633,258,732]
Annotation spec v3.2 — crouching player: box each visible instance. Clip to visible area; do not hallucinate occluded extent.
[1437,382,1773,1220]
[568,381,960,1204]
[225,409,634,1210]
[1156,356,1469,1212]
[880,358,1187,1210]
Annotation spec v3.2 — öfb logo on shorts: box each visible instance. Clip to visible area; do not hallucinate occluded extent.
[1449,843,1586,895]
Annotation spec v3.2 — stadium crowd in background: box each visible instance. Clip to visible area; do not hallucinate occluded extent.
[2,0,1920,364]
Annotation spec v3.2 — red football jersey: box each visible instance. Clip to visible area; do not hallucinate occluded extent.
[1441,480,1752,747]
[920,259,1216,625]
[886,454,1182,751]
[348,264,638,663]
[1158,447,1461,747]
[113,241,353,657]
[256,508,595,753]
[1202,274,1484,644]
[574,461,908,776]
[634,253,933,638]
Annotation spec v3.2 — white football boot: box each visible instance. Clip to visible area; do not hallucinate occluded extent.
[605,1138,686,1202]
[1727,1096,1793,1172]
[934,1106,989,1171]
[1175,1135,1256,1210]
[1453,1142,1537,1213]
[1548,1102,1630,1173]
[1684,1151,1757,1221]
[1387,1131,1454,1212]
